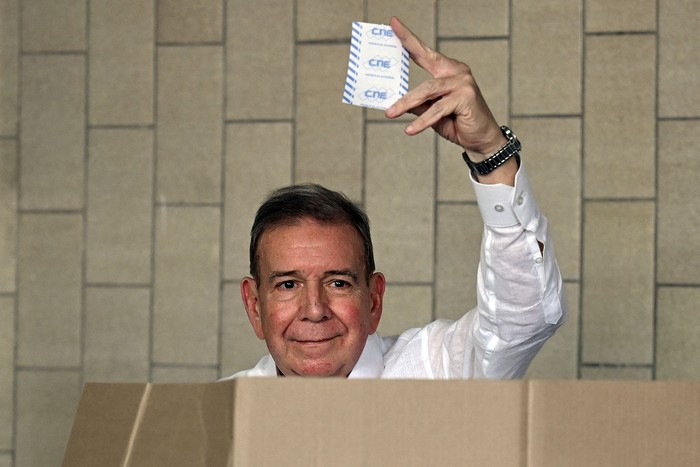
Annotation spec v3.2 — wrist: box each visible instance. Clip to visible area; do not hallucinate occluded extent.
[466,135,508,162]
[463,125,507,162]
[462,126,521,186]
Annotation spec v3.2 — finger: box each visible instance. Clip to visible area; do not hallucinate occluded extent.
[391,17,471,80]
[386,76,452,118]
[390,17,441,76]
[404,98,457,135]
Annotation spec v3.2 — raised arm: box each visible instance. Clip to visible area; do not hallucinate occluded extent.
[381,17,566,379]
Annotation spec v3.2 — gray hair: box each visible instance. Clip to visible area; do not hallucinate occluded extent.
[249,184,375,283]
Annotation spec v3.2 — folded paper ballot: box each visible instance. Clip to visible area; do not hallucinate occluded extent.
[342,22,410,110]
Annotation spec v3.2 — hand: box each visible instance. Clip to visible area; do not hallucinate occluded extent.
[385,17,507,163]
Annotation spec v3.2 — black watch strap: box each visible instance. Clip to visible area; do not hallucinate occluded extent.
[462,126,521,176]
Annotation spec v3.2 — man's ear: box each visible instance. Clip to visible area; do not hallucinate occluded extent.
[240,277,265,340]
[368,272,386,334]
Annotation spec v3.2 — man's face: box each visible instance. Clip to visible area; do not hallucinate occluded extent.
[240,219,385,377]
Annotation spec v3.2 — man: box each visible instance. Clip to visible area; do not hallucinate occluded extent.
[226,17,566,379]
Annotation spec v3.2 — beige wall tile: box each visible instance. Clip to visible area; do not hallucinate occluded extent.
[657,287,700,379]
[438,0,508,37]
[153,207,219,365]
[659,0,700,117]
[526,283,579,379]
[0,0,18,136]
[513,118,581,281]
[297,0,363,41]
[437,39,508,202]
[435,204,481,321]
[295,44,363,200]
[84,287,150,382]
[17,214,82,367]
[657,121,700,284]
[581,202,654,364]
[584,35,655,199]
[579,366,652,380]
[151,366,219,383]
[223,123,292,281]
[15,370,82,467]
[89,0,154,125]
[86,129,153,284]
[157,46,223,204]
[438,145,474,203]
[21,0,85,52]
[365,123,434,282]
[0,454,10,467]
[0,140,17,293]
[221,282,269,377]
[585,0,656,32]
[377,284,433,337]
[226,0,292,120]
[157,0,222,43]
[20,55,84,210]
[512,0,581,115]
[368,0,435,42]
[0,297,13,449]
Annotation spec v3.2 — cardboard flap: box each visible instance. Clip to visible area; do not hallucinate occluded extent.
[62,381,234,467]
[126,382,233,466]
[528,380,700,467]
[232,378,527,467]
[62,383,149,467]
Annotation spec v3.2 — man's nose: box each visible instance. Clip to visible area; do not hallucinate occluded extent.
[301,283,331,322]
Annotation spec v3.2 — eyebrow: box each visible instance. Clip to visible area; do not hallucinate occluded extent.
[326,270,359,283]
[266,269,359,283]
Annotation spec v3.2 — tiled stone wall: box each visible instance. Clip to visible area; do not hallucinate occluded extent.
[0,0,699,465]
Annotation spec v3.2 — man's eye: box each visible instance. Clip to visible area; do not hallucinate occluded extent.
[278,280,295,290]
[331,280,350,288]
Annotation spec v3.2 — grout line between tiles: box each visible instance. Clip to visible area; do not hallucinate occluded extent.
[291,0,298,185]
[217,0,228,380]
[13,0,23,460]
[580,362,654,369]
[652,0,660,381]
[577,0,587,380]
[156,41,223,47]
[20,50,85,56]
[148,0,158,384]
[79,0,90,391]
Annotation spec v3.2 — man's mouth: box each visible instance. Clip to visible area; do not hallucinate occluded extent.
[294,335,340,344]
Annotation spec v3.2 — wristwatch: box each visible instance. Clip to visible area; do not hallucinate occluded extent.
[462,126,521,176]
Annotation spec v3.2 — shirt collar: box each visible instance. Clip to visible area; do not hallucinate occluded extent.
[348,333,385,378]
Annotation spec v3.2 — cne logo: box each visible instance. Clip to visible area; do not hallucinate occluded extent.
[361,87,394,101]
[367,26,395,40]
[364,56,397,71]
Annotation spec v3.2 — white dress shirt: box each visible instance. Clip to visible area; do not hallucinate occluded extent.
[226,164,567,380]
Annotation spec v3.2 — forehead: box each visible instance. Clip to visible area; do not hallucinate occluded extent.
[258,219,365,264]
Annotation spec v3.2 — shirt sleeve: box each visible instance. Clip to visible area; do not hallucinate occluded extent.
[466,163,567,378]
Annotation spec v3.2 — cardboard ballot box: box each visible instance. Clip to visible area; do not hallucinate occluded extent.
[62,378,700,467]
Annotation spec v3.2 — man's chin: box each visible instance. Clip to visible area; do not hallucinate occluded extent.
[281,360,350,378]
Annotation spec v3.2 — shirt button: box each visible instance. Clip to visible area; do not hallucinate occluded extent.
[494,204,504,212]
[517,195,524,205]
[535,257,543,264]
